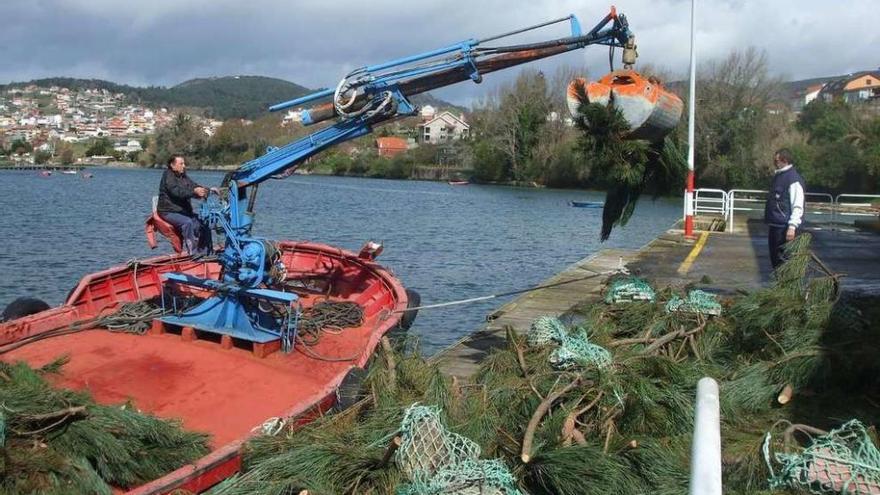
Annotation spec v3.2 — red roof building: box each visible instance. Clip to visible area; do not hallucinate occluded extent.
[375,137,408,157]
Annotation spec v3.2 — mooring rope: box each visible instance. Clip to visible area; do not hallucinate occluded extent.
[397,265,628,313]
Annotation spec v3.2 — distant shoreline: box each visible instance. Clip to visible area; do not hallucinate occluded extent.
[0,161,599,192]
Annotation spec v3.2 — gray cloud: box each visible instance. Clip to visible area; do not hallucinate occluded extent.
[3,0,878,105]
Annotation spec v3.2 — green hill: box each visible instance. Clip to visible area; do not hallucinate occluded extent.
[0,75,463,119]
[0,76,312,119]
[147,76,311,119]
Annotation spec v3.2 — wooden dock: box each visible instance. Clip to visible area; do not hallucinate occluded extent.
[433,247,638,379]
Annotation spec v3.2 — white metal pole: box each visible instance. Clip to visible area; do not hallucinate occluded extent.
[689,377,722,495]
[684,0,697,238]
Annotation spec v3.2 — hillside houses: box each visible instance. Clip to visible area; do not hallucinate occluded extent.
[0,84,170,149]
[789,70,880,111]
[818,71,880,104]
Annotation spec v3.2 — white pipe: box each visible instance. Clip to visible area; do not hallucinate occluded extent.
[689,377,722,495]
[687,0,697,173]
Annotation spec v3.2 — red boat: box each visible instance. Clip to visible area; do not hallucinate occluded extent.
[448,180,469,186]
[0,241,410,494]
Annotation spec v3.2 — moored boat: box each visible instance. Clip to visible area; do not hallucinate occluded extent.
[0,241,411,494]
[570,200,604,208]
[448,180,469,186]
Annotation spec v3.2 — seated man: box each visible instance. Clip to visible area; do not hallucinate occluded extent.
[157,154,214,255]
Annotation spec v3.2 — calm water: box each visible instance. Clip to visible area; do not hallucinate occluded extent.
[0,168,679,352]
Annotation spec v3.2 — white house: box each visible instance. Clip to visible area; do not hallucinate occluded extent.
[803,84,825,106]
[419,105,436,121]
[418,111,469,144]
[114,140,143,153]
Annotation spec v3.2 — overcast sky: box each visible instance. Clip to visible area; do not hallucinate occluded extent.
[4,0,878,105]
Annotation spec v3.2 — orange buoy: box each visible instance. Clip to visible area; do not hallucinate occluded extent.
[567,70,683,142]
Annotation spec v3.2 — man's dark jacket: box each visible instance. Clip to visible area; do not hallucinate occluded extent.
[157,169,201,216]
[764,166,805,227]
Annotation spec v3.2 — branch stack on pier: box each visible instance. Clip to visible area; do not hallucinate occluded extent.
[212,234,880,495]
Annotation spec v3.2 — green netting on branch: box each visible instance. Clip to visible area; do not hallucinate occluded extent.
[605,277,656,304]
[549,332,612,370]
[665,289,722,316]
[527,316,567,347]
[527,317,611,370]
[395,404,522,495]
[764,420,880,494]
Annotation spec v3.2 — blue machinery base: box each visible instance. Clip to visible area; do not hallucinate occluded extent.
[159,272,299,349]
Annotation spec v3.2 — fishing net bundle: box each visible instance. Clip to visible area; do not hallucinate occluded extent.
[394,404,521,495]
[527,316,611,370]
[604,277,656,304]
[764,420,880,494]
[0,357,210,495]
[665,289,722,316]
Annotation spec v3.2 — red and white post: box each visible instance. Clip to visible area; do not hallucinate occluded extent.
[684,0,697,239]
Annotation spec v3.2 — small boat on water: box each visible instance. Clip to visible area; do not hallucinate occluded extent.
[39,170,52,177]
[80,172,94,179]
[448,180,469,186]
[570,200,604,208]
[61,169,78,175]
[0,241,412,494]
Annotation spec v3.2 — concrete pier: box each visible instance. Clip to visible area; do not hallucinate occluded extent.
[434,219,880,379]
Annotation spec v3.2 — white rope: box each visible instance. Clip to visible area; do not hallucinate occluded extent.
[398,265,627,313]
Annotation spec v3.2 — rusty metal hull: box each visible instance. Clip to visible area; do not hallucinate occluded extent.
[567,70,683,142]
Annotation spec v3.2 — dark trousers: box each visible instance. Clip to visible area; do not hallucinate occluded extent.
[768,225,793,269]
[161,212,212,255]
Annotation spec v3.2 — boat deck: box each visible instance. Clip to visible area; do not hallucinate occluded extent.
[5,310,386,447]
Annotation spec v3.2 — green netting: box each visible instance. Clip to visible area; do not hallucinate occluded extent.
[527,316,567,347]
[605,277,656,304]
[395,404,522,495]
[549,332,612,370]
[665,289,722,316]
[764,420,880,494]
[527,317,611,370]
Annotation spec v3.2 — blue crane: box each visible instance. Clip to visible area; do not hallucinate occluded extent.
[159,7,635,351]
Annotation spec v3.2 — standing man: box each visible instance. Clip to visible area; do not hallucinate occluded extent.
[158,155,214,255]
[764,148,805,269]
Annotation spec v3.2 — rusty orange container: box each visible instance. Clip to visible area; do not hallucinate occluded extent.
[567,69,683,142]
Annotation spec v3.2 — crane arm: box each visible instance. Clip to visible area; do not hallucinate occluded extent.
[230,7,632,187]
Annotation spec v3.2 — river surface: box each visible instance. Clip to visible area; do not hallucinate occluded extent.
[0,168,679,352]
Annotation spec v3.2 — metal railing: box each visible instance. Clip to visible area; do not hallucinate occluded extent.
[835,194,880,219]
[688,188,880,233]
[693,188,728,217]
[726,189,765,232]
